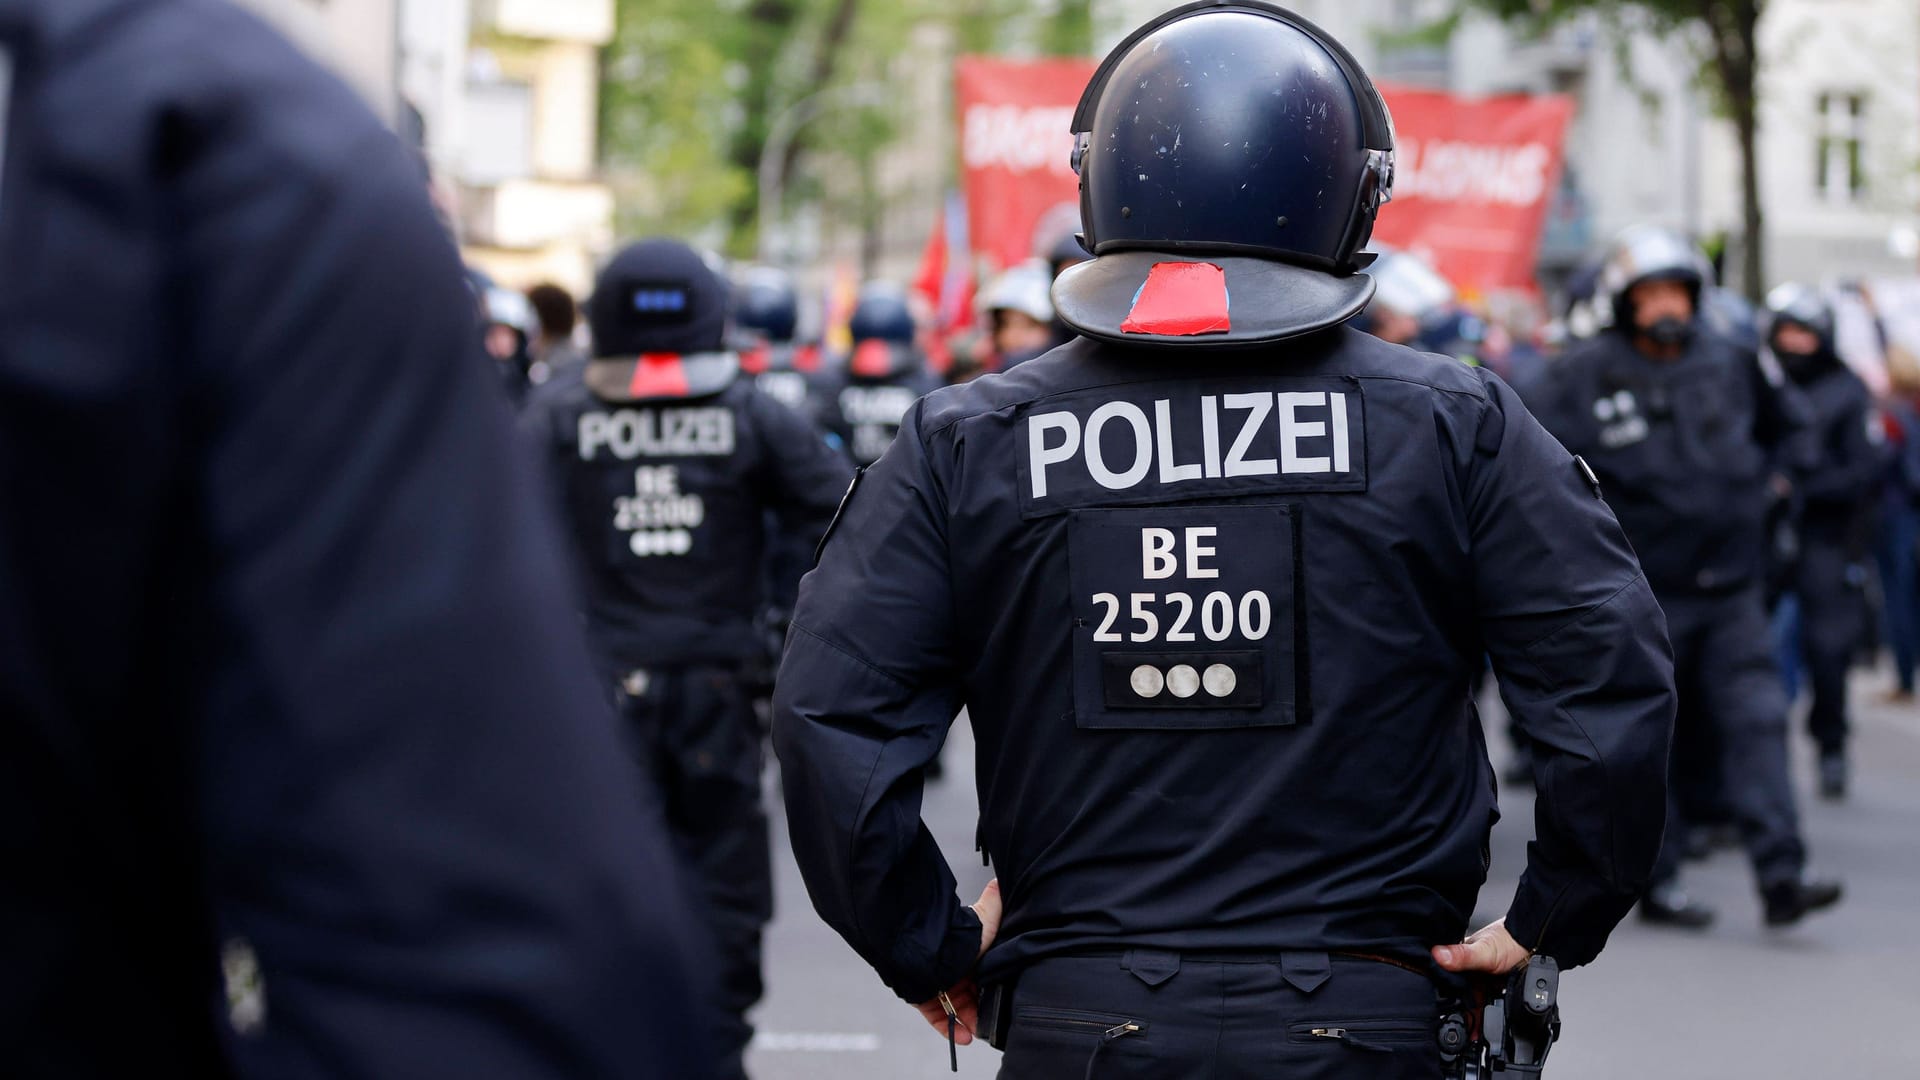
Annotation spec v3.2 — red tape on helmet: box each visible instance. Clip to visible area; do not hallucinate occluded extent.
[1121,262,1231,336]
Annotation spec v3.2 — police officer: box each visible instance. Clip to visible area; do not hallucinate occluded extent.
[522,238,853,1080]
[0,0,713,1075]
[473,270,538,405]
[1524,226,1844,929]
[733,265,824,416]
[1767,284,1880,799]
[1362,249,1455,349]
[979,260,1058,372]
[774,5,1674,1075]
[815,280,943,467]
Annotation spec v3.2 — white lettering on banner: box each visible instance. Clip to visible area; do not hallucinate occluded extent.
[1029,391,1354,500]
[963,104,1078,173]
[1395,138,1552,207]
[579,408,735,460]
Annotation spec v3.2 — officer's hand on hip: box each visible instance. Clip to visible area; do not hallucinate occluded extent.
[1431,917,1531,976]
[913,879,1002,1044]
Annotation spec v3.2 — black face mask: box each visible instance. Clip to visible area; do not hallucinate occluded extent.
[1640,315,1693,349]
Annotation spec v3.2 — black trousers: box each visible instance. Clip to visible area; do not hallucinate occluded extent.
[1793,539,1868,754]
[617,664,772,1080]
[1651,588,1806,890]
[995,952,1441,1080]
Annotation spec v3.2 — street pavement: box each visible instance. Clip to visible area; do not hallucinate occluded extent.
[746,667,1920,1079]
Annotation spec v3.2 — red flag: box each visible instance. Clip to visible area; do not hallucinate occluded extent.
[956,56,1098,273]
[1372,87,1575,291]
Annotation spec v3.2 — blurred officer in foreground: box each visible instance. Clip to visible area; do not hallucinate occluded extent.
[815,281,943,467]
[1767,285,1879,799]
[0,0,712,1076]
[522,239,852,1080]
[775,4,1674,1075]
[1525,226,1843,930]
[978,261,1057,372]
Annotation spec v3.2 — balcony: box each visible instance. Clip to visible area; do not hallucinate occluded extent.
[472,0,612,45]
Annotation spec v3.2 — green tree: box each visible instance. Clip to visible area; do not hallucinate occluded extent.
[601,1,1096,259]
[1468,0,1768,300]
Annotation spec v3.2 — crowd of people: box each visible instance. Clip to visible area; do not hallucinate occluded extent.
[9,1,1905,1077]
[463,212,1907,1073]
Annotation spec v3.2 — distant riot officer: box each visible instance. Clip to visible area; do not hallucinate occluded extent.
[979,261,1058,371]
[472,269,538,405]
[523,239,853,1080]
[734,265,825,416]
[774,5,1675,1076]
[1524,226,1844,930]
[1768,284,1880,798]
[1361,248,1454,348]
[816,281,943,466]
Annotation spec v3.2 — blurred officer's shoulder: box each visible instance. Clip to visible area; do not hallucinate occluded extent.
[17,0,395,178]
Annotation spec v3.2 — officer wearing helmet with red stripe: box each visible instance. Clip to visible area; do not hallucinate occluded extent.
[813,282,945,467]
[521,238,852,1080]
[773,4,1675,1075]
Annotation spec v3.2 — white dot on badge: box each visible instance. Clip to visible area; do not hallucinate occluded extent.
[1130,665,1165,698]
[668,529,693,555]
[629,532,652,557]
[1166,664,1200,698]
[1203,663,1237,698]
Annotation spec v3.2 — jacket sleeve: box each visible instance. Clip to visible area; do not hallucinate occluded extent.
[1751,353,1818,473]
[1799,381,1881,509]
[750,388,857,551]
[771,400,983,1004]
[182,103,714,1076]
[1466,372,1677,969]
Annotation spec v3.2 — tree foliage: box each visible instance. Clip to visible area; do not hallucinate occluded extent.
[600,0,1096,258]
[1463,0,1769,298]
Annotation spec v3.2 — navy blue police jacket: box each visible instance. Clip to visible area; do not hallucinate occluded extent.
[1524,329,1810,596]
[1785,357,1879,544]
[812,354,946,468]
[773,327,1676,1004]
[522,358,853,671]
[0,1,714,1075]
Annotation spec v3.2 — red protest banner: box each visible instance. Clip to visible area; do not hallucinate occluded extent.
[955,56,1098,273]
[1372,87,1575,292]
[951,61,1573,292]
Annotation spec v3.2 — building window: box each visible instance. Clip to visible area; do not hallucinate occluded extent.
[1815,91,1867,203]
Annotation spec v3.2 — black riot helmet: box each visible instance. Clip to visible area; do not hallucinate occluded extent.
[1766,283,1837,359]
[1053,1,1396,347]
[848,282,917,344]
[734,265,800,344]
[588,238,730,358]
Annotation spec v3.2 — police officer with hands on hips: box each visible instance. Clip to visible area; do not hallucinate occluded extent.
[1524,227,1844,931]
[522,239,853,1080]
[1766,284,1880,800]
[774,4,1675,1076]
